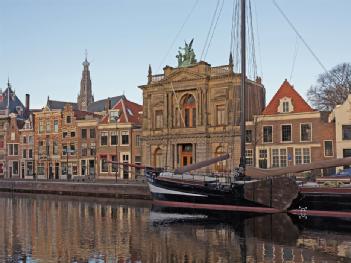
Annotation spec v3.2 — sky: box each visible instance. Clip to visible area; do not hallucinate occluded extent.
[0,0,351,109]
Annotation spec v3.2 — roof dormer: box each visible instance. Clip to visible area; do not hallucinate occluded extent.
[278,97,294,113]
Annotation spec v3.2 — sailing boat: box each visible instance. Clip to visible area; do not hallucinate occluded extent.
[144,0,299,213]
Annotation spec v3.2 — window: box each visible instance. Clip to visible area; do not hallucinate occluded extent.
[54,120,59,132]
[183,95,196,128]
[22,149,27,158]
[90,144,96,156]
[81,129,87,139]
[62,145,67,156]
[63,132,68,138]
[37,163,44,175]
[46,141,50,156]
[71,131,75,138]
[111,131,118,145]
[110,110,120,122]
[245,149,253,166]
[39,121,44,133]
[259,149,268,168]
[111,155,118,172]
[121,131,129,145]
[100,155,108,173]
[29,149,33,159]
[23,136,27,144]
[81,143,87,156]
[81,160,87,176]
[53,141,59,155]
[263,126,273,143]
[46,121,50,133]
[296,148,311,164]
[100,132,108,146]
[282,101,289,112]
[8,144,18,156]
[28,136,33,144]
[301,123,311,142]
[136,135,141,147]
[122,154,129,179]
[0,163,4,174]
[90,128,95,138]
[70,144,75,155]
[13,161,19,175]
[324,141,333,157]
[245,130,252,143]
[281,125,292,142]
[135,156,142,176]
[66,116,71,124]
[0,135,4,149]
[155,110,163,129]
[272,148,287,168]
[216,105,225,125]
[342,125,351,140]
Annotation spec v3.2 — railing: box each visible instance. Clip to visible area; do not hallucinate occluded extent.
[210,65,232,77]
[151,74,165,83]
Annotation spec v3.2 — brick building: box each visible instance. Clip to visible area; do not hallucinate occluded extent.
[246,80,335,174]
[140,55,265,172]
[19,113,35,178]
[33,107,62,179]
[96,97,142,180]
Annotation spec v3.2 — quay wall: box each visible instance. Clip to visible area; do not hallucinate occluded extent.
[0,180,152,200]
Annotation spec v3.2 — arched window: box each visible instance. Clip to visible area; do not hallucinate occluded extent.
[215,146,226,172]
[153,148,163,168]
[182,94,196,128]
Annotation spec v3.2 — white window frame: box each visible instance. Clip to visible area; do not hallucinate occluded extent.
[323,140,334,157]
[294,147,311,165]
[262,125,273,144]
[300,123,312,142]
[121,131,129,146]
[281,124,292,143]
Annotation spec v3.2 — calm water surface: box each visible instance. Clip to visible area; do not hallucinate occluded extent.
[0,193,350,263]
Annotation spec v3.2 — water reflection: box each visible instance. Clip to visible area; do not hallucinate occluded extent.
[0,193,350,263]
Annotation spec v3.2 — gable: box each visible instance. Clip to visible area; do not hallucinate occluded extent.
[263,79,313,115]
[163,70,205,82]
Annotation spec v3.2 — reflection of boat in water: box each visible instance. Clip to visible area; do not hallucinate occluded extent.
[150,207,351,262]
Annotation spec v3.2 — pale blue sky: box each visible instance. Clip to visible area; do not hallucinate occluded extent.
[0,0,350,108]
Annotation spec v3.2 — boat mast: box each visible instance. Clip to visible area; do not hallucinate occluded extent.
[239,0,246,172]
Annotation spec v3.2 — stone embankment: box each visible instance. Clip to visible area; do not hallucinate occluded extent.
[0,179,151,200]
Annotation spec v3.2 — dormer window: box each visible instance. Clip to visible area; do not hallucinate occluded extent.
[110,110,120,122]
[278,97,294,113]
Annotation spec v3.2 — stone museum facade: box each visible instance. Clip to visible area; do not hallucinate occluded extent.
[140,51,265,172]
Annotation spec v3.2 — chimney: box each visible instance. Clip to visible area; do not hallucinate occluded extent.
[108,98,112,110]
[25,94,30,111]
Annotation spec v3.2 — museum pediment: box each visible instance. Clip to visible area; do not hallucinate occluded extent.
[163,70,205,83]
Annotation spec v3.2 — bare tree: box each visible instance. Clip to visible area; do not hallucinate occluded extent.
[307,63,351,111]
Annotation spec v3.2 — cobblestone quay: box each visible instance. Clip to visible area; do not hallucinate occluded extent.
[0,179,151,200]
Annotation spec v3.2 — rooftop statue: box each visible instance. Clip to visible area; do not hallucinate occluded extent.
[176,39,197,67]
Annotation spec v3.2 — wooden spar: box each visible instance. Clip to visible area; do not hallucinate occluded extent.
[246,157,351,178]
[174,154,230,174]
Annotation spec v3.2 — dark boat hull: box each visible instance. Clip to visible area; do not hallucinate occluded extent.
[146,172,281,214]
[289,187,351,218]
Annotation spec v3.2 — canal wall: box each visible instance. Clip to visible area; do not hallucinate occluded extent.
[0,180,152,200]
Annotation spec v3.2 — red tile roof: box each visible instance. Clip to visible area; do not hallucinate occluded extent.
[262,79,314,115]
[101,97,142,125]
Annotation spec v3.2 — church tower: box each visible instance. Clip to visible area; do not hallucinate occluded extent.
[77,51,94,111]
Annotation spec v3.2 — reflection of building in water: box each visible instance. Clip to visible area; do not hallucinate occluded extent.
[0,195,350,262]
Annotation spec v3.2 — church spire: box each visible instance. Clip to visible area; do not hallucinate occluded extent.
[77,50,94,111]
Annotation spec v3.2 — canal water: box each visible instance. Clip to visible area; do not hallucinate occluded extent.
[0,193,350,263]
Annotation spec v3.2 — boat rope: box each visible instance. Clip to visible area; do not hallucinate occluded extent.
[272,0,328,74]
[200,0,221,60]
[290,36,299,82]
[247,0,257,79]
[157,0,199,72]
[169,81,186,128]
[253,0,263,78]
[203,0,225,60]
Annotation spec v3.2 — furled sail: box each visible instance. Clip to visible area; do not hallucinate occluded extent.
[246,157,351,178]
[174,154,230,174]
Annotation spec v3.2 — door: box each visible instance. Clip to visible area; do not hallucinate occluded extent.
[55,163,59,179]
[181,144,193,167]
[89,160,95,176]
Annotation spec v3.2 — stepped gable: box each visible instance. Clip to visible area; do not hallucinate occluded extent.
[262,79,314,115]
[101,97,142,124]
